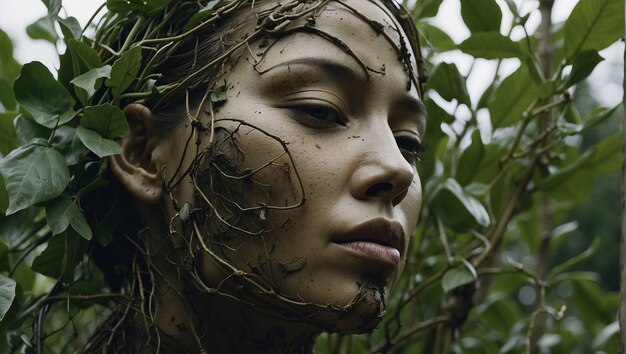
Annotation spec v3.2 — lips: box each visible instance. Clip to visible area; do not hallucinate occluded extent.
[331,218,405,269]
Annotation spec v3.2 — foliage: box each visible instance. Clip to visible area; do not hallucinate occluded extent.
[0,0,623,353]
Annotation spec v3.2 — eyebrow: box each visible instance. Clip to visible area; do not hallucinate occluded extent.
[263,57,427,130]
[261,57,368,84]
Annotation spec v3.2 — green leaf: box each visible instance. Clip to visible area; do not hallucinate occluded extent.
[592,321,619,351]
[412,0,444,18]
[81,104,130,139]
[580,104,621,133]
[0,142,70,215]
[71,65,112,99]
[76,126,122,158]
[571,278,618,331]
[26,16,58,43]
[0,274,16,321]
[145,0,172,15]
[560,50,604,90]
[51,126,88,166]
[430,178,490,227]
[489,65,538,128]
[442,260,477,293]
[58,17,83,40]
[548,237,599,280]
[31,230,88,281]
[107,45,142,97]
[0,79,17,111]
[427,63,471,107]
[0,175,7,215]
[184,0,221,31]
[564,0,624,62]
[0,239,9,270]
[210,85,228,103]
[14,62,75,129]
[46,195,93,240]
[537,133,622,201]
[456,130,485,185]
[474,293,522,334]
[0,112,18,156]
[66,39,103,73]
[14,114,50,145]
[562,105,621,136]
[460,0,502,33]
[458,32,526,59]
[0,29,22,83]
[417,22,456,52]
[107,0,144,13]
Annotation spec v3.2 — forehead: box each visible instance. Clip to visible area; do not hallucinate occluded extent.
[252,0,420,94]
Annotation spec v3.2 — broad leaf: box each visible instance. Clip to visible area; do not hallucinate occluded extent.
[14,114,50,145]
[0,79,17,111]
[489,65,538,128]
[0,239,9,270]
[548,237,599,280]
[430,178,490,228]
[107,0,144,13]
[564,0,624,61]
[51,126,88,166]
[107,45,143,97]
[412,0,444,18]
[71,65,112,99]
[418,22,456,52]
[0,142,70,215]
[31,230,88,282]
[14,62,76,129]
[76,126,123,158]
[460,0,502,33]
[0,29,22,83]
[0,112,18,156]
[58,17,82,40]
[0,274,16,321]
[26,16,58,43]
[456,130,485,185]
[442,260,477,293]
[537,133,622,202]
[46,195,92,240]
[184,0,221,31]
[427,63,471,107]
[145,0,172,15]
[458,32,526,59]
[66,39,103,74]
[560,50,604,90]
[81,104,130,139]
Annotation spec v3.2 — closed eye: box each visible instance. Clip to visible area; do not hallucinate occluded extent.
[289,104,346,127]
[395,136,422,165]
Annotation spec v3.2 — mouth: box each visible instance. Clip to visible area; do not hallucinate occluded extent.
[331,218,405,269]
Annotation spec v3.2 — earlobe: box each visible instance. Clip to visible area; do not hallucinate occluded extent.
[109,103,163,205]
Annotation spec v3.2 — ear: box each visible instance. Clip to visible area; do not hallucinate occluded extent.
[109,103,163,205]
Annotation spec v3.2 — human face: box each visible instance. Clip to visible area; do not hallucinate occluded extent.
[193,0,425,332]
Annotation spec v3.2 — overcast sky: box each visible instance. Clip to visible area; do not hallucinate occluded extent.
[0,0,622,108]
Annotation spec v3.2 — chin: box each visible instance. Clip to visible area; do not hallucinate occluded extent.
[305,279,390,334]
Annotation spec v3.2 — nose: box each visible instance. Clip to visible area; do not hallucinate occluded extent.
[350,131,415,207]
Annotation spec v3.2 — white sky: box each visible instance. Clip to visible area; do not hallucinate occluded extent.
[0,0,622,108]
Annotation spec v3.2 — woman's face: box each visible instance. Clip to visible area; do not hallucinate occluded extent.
[179,0,425,331]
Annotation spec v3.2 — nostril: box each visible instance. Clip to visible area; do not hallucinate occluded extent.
[366,182,393,197]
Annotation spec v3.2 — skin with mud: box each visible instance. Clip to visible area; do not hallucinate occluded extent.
[87,1,426,352]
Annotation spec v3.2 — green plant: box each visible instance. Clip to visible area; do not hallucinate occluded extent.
[0,0,623,353]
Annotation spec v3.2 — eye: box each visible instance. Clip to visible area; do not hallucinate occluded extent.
[395,136,423,164]
[289,105,346,127]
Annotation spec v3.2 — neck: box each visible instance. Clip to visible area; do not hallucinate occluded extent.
[152,283,320,354]
[121,204,320,354]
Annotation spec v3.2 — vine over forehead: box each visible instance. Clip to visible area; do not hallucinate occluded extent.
[94,0,426,117]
